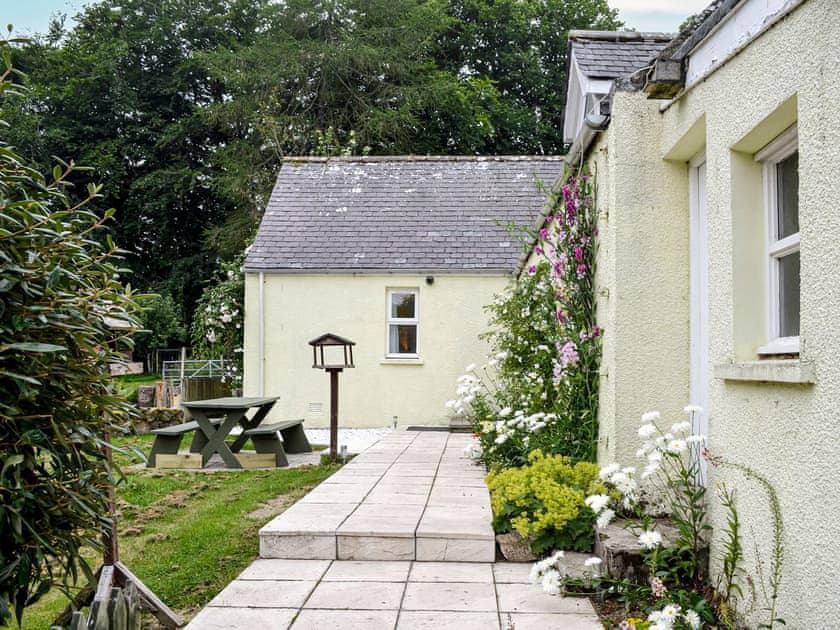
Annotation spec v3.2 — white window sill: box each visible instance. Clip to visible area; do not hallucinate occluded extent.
[757,336,799,356]
[381,357,424,366]
[714,360,815,384]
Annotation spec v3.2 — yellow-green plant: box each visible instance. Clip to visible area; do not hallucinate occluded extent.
[486,450,604,553]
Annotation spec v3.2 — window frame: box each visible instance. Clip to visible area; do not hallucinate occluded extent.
[756,125,799,355]
[386,288,420,358]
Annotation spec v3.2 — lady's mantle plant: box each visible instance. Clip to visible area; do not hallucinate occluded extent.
[486,450,603,554]
[0,48,143,625]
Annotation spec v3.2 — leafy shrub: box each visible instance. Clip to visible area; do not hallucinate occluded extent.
[448,167,601,466]
[0,48,142,625]
[190,255,244,387]
[486,450,604,553]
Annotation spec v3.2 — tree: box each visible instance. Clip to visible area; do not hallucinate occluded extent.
[133,294,188,367]
[437,0,623,154]
[2,0,266,316]
[201,0,502,256]
[0,47,143,625]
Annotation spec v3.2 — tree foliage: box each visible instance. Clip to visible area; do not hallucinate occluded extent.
[2,0,623,325]
[438,0,622,154]
[0,47,143,624]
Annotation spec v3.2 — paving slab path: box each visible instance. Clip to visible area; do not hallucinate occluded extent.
[184,430,604,629]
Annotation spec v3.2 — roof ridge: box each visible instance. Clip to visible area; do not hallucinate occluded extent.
[282,155,565,164]
[568,30,674,42]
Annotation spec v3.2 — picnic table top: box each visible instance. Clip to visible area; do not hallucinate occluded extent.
[181,396,279,410]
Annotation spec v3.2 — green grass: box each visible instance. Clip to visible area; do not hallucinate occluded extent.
[114,373,160,401]
[21,435,339,629]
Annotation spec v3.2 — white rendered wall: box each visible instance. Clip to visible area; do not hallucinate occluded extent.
[243,273,510,428]
[656,1,840,625]
[583,91,691,468]
[588,0,840,625]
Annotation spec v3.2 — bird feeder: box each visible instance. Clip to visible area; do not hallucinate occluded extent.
[309,333,356,461]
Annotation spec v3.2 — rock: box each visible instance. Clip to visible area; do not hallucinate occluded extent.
[496,531,537,562]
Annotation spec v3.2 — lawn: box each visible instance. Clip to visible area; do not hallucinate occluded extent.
[21,434,339,629]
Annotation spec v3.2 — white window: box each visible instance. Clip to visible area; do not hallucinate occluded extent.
[756,126,799,355]
[387,289,419,357]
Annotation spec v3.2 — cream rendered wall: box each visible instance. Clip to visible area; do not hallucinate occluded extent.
[625,1,839,625]
[587,90,691,467]
[243,273,510,428]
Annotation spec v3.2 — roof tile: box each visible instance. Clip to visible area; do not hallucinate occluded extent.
[245,157,564,274]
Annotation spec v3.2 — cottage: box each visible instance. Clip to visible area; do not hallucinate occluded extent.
[561,0,840,625]
[243,156,564,428]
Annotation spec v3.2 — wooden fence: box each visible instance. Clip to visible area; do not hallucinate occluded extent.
[51,568,142,630]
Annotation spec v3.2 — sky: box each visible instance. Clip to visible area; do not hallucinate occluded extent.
[2,0,711,38]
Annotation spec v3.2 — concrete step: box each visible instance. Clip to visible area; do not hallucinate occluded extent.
[259,431,495,562]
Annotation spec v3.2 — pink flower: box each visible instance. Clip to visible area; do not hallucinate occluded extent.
[559,341,579,367]
[651,576,667,598]
[527,264,536,275]
[576,264,586,279]
[574,246,583,261]
[539,228,549,240]
[535,245,544,255]
[546,214,554,223]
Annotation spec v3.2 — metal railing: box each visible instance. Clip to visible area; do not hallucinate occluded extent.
[162,358,229,382]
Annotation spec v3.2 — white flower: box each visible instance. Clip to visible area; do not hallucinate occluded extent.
[667,439,688,454]
[541,569,561,595]
[528,562,543,584]
[548,550,565,565]
[583,557,602,568]
[638,530,663,549]
[599,463,620,479]
[465,363,476,372]
[499,406,512,417]
[445,400,457,409]
[206,330,217,343]
[641,410,661,423]
[683,609,701,630]
[671,421,691,434]
[584,494,610,513]
[494,434,508,445]
[596,508,615,529]
[638,423,657,439]
[683,404,703,414]
[661,604,681,621]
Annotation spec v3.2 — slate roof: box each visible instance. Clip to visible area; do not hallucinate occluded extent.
[569,31,673,80]
[245,156,564,274]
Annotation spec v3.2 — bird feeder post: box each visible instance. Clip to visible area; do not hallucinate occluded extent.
[308,333,356,463]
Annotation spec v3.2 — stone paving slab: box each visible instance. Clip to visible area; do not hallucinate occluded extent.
[260,430,495,561]
[187,430,605,629]
[182,560,606,629]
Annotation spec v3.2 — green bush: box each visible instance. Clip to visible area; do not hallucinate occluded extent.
[486,450,604,554]
[0,48,142,625]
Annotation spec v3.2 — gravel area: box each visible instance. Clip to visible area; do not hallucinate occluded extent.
[304,427,393,454]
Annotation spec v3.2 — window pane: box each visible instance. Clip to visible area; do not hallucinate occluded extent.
[389,324,417,354]
[778,251,800,338]
[776,151,799,240]
[391,292,416,319]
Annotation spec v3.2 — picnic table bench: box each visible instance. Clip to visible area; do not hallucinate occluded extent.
[147,418,223,467]
[242,419,311,467]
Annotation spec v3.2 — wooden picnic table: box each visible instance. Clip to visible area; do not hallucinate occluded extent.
[148,396,313,469]
[181,396,279,468]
